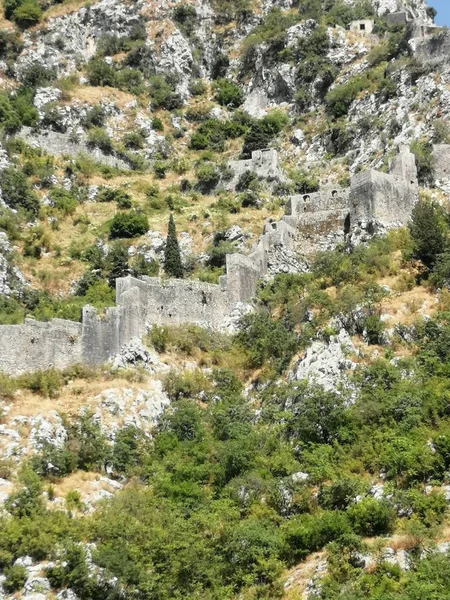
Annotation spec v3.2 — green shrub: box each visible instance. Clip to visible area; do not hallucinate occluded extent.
[0,95,21,133]
[122,130,145,149]
[409,199,446,269]
[152,117,164,131]
[195,162,220,193]
[116,68,144,94]
[149,324,169,353]
[241,110,288,158]
[87,127,114,153]
[211,0,251,23]
[18,369,64,398]
[190,79,207,96]
[13,0,41,27]
[237,311,297,373]
[98,187,132,208]
[153,161,168,179]
[86,58,117,87]
[291,170,320,194]
[21,64,56,88]
[214,78,243,108]
[207,240,236,268]
[163,371,210,401]
[326,75,367,118]
[410,138,435,185]
[0,167,39,216]
[82,105,106,129]
[109,211,149,239]
[173,3,197,36]
[3,565,27,593]
[347,498,395,536]
[148,75,183,110]
[49,187,78,216]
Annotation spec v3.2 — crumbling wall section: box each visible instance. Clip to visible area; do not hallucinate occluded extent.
[132,277,233,329]
[0,318,83,376]
[350,149,418,226]
[286,189,350,217]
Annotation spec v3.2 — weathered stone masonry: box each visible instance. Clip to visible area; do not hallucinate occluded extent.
[0,148,418,375]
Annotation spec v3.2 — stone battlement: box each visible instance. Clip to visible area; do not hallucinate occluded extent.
[0,148,419,375]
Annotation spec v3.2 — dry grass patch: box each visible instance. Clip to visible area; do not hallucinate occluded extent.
[68,85,136,108]
[283,551,327,600]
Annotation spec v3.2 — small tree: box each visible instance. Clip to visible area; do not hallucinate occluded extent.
[164,213,184,279]
[409,199,447,269]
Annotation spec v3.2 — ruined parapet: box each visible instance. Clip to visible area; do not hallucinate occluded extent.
[350,147,418,226]
[286,188,350,218]
[263,219,297,248]
[0,318,82,376]
[389,146,418,189]
[227,149,286,189]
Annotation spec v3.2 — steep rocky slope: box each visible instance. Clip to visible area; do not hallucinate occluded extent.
[2,0,450,599]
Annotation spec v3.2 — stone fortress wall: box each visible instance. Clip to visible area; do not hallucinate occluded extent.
[0,147,419,376]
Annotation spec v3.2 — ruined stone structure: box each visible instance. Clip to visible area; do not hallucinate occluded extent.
[227,149,285,190]
[349,19,375,35]
[0,148,419,375]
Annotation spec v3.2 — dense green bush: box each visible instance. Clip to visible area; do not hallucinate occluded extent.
[49,187,78,216]
[411,138,435,185]
[173,3,197,36]
[109,211,149,239]
[241,110,289,158]
[214,79,243,108]
[87,127,114,153]
[409,199,446,269]
[21,64,56,88]
[195,162,220,193]
[116,67,144,94]
[237,311,297,373]
[86,58,117,87]
[13,0,41,27]
[0,167,39,216]
[148,75,183,110]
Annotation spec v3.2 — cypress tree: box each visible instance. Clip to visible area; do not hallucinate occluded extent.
[108,242,129,288]
[164,213,184,278]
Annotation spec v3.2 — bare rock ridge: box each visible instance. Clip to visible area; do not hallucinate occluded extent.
[0,146,418,376]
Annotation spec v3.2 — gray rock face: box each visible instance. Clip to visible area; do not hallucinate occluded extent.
[111,338,167,373]
[16,0,143,76]
[289,329,357,392]
[23,576,51,595]
[18,125,131,171]
[156,29,193,101]
[266,243,308,276]
[0,232,26,297]
[91,383,170,438]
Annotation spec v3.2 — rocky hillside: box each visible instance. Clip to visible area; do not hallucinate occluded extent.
[3,0,450,598]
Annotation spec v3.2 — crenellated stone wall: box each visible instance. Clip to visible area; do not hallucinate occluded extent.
[0,148,419,375]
